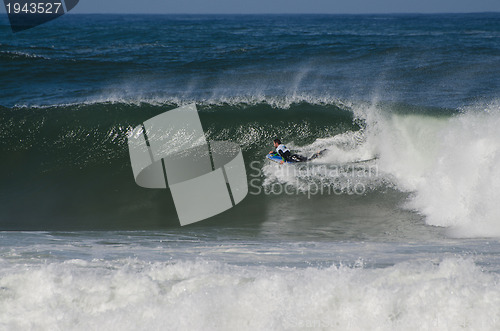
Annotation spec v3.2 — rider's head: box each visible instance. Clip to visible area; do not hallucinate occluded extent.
[273,138,281,147]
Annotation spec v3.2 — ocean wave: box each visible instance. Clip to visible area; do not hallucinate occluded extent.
[3,98,500,236]
[0,50,51,60]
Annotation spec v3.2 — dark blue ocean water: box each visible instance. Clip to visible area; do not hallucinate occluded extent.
[1,14,500,329]
[1,13,499,108]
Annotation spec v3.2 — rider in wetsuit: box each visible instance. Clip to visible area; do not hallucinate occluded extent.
[269,138,307,164]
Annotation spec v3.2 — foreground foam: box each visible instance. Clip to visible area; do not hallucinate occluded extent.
[0,258,498,330]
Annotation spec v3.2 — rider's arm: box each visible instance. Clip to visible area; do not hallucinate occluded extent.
[278,149,286,160]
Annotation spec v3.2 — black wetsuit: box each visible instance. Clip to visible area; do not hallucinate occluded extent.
[276,144,307,162]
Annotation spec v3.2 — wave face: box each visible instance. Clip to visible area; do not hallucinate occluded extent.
[1,98,500,238]
[0,100,359,230]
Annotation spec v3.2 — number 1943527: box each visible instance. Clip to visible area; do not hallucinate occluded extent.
[5,2,63,14]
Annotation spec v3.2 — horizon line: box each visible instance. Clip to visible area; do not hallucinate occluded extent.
[62,11,500,16]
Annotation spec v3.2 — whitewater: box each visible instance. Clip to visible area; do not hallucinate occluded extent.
[2,232,500,330]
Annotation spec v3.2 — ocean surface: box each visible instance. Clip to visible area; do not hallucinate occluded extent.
[1,13,500,329]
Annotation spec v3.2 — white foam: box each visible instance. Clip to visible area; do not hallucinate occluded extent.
[356,100,500,237]
[0,257,498,330]
[261,128,381,196]
[2,50,51,60]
